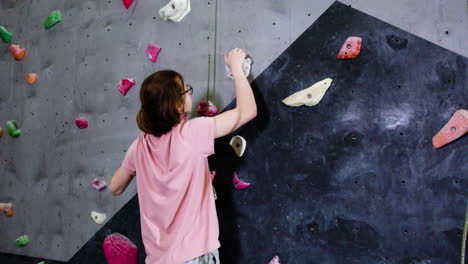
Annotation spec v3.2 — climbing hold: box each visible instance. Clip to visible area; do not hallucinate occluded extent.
[92,178,107,191]
[0,202,13,217]
[44,10,62,29]
[75,117,88,129]
[0,126,3,138]
[233,171,251,190]
[15,235,29,248]
[91,211,107,225]
[0,26,13,43]
[118,78,136,96]
[268,256,280,264]
[197,101,218,116]
[212,186,217,200]
[9,44,26,61]
[6,120,21,138]
[122,0,134,9]
[159,0,191,22]
[25,73,37,84]
[229,135,247,157]
[337,36,362,59]
[146,44,161,62]
[37,261,45,264]
[282,78,333,107]
[103,233,138,264]
[211,171,216,182]
[432,109,468,148]
[225,58,252,80]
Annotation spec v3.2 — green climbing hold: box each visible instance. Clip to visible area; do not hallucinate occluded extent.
[37,261,45,264]
[15,235,29,247]
[6,120,21,138]
[0,26,13,43]
[44,10,62,29]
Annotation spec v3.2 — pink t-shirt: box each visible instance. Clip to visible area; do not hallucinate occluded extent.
[121,117,220,264]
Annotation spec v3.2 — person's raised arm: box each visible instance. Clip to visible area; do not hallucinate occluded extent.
[214,48,257,138]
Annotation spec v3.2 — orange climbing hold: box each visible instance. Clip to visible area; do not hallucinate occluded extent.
[9,44,26,61]
[432,109,468,149]
[337,37,362,59]
[25,73,37,84]
[0,202,13,217]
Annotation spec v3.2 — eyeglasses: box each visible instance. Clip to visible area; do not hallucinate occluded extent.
[182,84,193,96]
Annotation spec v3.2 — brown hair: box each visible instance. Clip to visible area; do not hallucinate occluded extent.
[137,70,185,137]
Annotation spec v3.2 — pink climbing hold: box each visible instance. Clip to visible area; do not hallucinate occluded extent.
[118,78,136,96]
[211,171,216,182]
[233,171,251,190]
[75,117,88,129]
[122,0,134,9]
[337,36,362,59]
[197,101,218,117]
[103,233,138,264]
[92,178,107,191]
[146,44,161,63]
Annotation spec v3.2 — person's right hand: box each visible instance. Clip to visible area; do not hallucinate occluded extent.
[224,48,247,74]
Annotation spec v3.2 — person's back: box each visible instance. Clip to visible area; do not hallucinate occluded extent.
[122,118,219,263]
[109,49,280,264]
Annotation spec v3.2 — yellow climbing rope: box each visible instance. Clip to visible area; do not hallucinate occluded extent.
[206,0,218,115]
[462,202,467,264]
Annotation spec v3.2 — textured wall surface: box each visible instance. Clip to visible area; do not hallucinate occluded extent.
[0,0,467,262]
[210,2,467,263]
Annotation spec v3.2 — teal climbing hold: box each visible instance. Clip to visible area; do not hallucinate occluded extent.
[15,235,29,248]
[6,120,21,138]
[0,26,13,43]
[44,10,62,29]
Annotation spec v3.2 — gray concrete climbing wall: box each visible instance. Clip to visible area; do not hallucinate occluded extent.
[0,0,467,261]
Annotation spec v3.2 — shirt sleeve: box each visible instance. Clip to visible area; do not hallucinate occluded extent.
[187,117,216,157]
[121,139,138,176]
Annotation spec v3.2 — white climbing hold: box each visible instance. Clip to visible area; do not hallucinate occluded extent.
[91,211,107,225]
[229,135,247,157]
[225,58,252,80]
[159,0,191,22]
[282,78,333,107]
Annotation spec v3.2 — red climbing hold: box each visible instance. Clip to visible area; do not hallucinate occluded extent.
[337,37,362,59]
[432,109,468,149]
[197,101,218,117]
[146,44,161,63]
[122,0,134,9]
[9,44,26,61]
[233,171,251,190]
[75,117,88,129]
[118,78,136,96]
[104,233,138,264]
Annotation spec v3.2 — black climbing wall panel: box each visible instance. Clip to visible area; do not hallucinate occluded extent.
[1,2,466,264]
[209,2,467,264]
